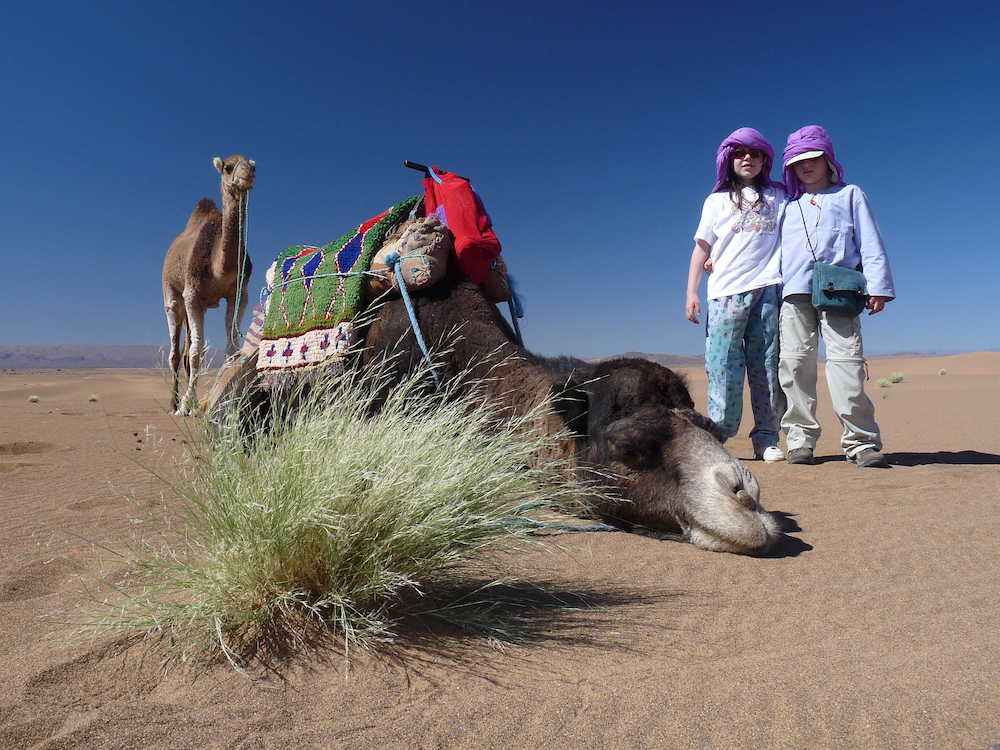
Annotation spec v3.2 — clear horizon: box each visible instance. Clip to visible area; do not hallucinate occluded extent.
[3,1,998,359]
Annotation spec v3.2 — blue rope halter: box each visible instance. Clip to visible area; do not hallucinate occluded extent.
[383,250,441,390]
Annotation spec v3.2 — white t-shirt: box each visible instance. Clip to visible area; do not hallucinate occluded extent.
[694,185,785,299]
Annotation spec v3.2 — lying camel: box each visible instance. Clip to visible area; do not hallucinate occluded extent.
[208,274,781,555]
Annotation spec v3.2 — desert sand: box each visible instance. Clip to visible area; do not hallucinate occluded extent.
[1,354,998,749]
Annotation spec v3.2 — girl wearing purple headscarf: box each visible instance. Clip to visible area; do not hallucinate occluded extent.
[686,127,787,461]
[777,125,896,468]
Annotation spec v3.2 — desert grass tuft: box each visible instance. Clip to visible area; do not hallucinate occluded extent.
[88,394,99,403]
[28,395,40,403]
[87,352,609,660]
[888,371,905,384]
[876,377,892,388]
[938,368,947,376]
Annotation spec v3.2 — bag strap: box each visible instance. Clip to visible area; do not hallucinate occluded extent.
[795,198,820,264]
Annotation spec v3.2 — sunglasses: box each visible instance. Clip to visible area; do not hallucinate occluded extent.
[731,147,764,160]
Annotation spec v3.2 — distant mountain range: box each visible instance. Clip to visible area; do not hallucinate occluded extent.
[0,346,222,370]
[590,351,706,367]
[0,346,981,370]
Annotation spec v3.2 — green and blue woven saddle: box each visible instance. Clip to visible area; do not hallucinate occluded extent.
[256,195,419,374]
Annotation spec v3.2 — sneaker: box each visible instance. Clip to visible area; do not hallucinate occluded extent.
[848,448,890,468]
[786,447,816,465]
[755,446,785,463]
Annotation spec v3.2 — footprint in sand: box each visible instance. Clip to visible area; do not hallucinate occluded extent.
[67,496,117,511]
[3,643,164,746]
[0,462,39,474]
[0,443,55,475]
[0,441,54,457]
[0,557,80,603]
[24,643,162,714]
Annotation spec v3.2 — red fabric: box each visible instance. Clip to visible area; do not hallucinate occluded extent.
[358,207,391,235]
[423,167,501,284]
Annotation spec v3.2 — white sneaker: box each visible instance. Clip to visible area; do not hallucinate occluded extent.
[757,446,785,463]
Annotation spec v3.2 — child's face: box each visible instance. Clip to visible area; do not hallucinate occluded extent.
[731,147,764,183]
[792,155,831,187]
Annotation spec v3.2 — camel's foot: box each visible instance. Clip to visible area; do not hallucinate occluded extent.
[175,393,198,416]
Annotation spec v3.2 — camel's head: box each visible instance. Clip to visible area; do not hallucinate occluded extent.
[213,154,256,195]
[559,359,780,555]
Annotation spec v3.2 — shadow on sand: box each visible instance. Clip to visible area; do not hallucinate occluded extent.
[201,577,690,686]
[756,510,812,558]
[884,450,1000,466]
[809,450,1000,467]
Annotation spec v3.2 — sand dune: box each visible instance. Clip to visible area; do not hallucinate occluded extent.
[1,354,998,749]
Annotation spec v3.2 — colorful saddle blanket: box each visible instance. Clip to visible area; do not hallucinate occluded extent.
[256,195,420,374]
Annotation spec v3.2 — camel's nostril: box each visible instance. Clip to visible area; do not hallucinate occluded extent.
[735,489,757,511]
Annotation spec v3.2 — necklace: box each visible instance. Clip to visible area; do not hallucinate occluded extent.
[807,193,824,228]
[796,195,822,262]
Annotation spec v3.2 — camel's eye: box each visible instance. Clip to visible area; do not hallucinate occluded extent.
[605,429,661,468]
[225,164,233,173]
[601,411,671,469]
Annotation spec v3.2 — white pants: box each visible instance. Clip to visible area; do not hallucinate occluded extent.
[778,294,882,457]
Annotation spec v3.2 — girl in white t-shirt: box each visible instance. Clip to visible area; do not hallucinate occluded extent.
[685,127,787,461]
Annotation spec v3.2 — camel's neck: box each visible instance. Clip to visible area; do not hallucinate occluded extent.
[482,355,582,468]
[214,189,248,278]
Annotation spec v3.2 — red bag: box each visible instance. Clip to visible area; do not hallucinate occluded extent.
[423,167,501,284]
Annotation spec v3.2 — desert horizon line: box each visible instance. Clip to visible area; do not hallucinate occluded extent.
[1,344,996,371]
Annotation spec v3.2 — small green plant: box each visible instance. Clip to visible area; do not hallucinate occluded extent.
[86,352,608,661]
[88,395,99,403]
[888,372,905,384]
[28,395,40,403]
[938,368,947,376]
[876,378,892,388]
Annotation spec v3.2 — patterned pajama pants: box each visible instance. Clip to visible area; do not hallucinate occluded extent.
[705,284,785,449]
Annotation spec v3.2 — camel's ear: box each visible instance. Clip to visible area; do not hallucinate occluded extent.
[551,375,589,437]
[674,408,726,443]
[213,157,224,173]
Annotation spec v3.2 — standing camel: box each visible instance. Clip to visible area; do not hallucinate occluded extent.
[162,155,255,414]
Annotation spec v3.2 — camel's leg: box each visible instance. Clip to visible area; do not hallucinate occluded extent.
[164,289,185,413]
[178,292,206,415]
[223,287,250,356]
[182,329,191,379]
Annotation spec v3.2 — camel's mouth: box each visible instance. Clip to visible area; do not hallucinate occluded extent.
[684,506,781,554]
[680,460,780,554]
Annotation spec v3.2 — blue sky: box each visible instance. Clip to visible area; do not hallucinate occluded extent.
[3,0,997,357]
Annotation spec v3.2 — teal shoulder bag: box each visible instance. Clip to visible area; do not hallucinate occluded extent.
[796,198,868,318]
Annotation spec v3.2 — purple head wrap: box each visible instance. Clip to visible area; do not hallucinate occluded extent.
[712,127,781,193]
[782,125,846,199]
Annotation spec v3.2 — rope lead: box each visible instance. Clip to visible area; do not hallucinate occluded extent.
[386,251,441,390]
[231,191,249,351]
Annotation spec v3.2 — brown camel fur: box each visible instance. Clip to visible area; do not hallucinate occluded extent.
[358,278,780,554]
[207,275,781,554]
[162,155,255,414]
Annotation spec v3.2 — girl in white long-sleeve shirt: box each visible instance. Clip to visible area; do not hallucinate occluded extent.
[778,125,896,468]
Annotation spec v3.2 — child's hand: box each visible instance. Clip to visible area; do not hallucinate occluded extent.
[703,258,714,273]
[866,296,891,315]
[685,293,701,324]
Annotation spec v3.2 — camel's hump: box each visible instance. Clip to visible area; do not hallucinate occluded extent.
[183,198,221,228]
[192,197,219,215]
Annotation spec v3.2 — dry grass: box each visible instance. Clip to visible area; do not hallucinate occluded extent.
[86,352,608,661]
